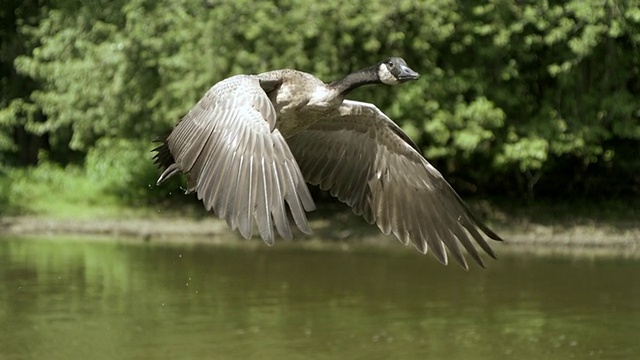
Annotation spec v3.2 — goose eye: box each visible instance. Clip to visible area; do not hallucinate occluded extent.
[387,61,394,68]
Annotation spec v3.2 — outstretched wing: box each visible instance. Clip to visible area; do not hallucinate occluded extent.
[286,100,501,269]
[155,75,315,244]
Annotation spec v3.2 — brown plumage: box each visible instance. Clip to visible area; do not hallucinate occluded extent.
[154,57,502,269]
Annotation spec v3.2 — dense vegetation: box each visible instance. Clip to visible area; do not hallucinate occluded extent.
[1,0,639,215]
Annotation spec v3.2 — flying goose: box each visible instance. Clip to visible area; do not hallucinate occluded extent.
[154,57,502,269]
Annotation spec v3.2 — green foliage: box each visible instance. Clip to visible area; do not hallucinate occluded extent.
[424,96,505,159]
[84,137,161,204]
[0,0,47,165]
[2,159,104,216]
[431,0,640,194]
[0,165,13,213]
[1,0,639,212]
[0,145,168,217]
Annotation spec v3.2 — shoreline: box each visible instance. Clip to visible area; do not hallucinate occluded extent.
[2,212,639,259]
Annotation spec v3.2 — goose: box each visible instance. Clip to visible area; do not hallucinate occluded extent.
[153,57,502,269]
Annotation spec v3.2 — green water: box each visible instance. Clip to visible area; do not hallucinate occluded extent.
[1,236,638,359]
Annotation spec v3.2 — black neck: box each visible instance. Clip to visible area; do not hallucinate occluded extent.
[329,64,381,95]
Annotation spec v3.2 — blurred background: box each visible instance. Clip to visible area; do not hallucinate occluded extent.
[1,1,639,359]
[1,0,639,217]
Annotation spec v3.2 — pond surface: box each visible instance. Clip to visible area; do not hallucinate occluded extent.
[0,236,639,359]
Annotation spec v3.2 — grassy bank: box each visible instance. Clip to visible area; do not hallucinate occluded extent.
[2,202,639,260]
[1,160,638,259]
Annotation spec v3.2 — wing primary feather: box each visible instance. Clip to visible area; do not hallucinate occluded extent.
[270,159,292,239]
[437,191,483,268]
[452,224,484,268]
[225,122,251,231]
[462,218,498,259]
[256,153,274,244]
[275,133,315,213]
[421,189,450,264]
[235,130,256,238]
[390,191,405,245]
[206,127,237,213]
[193,125,224,210]
[176,118,215,174]
[293,167,315,213]
[240,153,254,238]
[218,137,241,220]
[374,180,391,235]
[408,188,432,256]
[446,183,503,242]
[283,161,312,234]
[249,149,261,234]
[157,164,181,185]
[228,153,245,231]
[418,180,468,268]
[189,123,219,196]
[235,153,251,237]
[431,196,468,269]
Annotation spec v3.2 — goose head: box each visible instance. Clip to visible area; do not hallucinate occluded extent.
[377,57,420,85]
[329,57,420,96]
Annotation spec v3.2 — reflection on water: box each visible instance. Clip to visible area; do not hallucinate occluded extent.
[1,236,639,359]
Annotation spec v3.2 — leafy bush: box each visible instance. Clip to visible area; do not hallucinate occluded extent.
[1,158,99,216]
[84,137,161,205]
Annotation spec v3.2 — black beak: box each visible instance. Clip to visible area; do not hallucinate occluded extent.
[397,65,420,81]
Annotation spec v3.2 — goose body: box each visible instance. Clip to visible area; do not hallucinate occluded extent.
[154,57,502,269]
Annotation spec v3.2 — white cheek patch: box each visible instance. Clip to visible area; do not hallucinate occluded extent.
[378,64,400,85]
